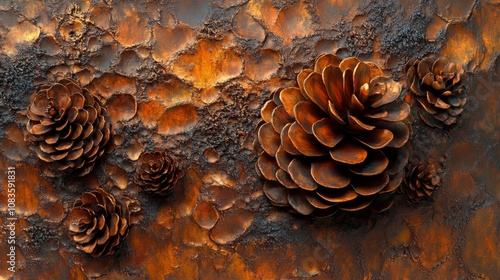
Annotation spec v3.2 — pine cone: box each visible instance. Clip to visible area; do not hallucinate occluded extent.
[405,57,467,128]
[256,54,410,216]
[25,78,112,176]
[68,188,134,257]
[403,161,443,203]
[134,150,184,196]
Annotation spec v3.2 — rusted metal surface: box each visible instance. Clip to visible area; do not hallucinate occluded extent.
[0,0,498,279]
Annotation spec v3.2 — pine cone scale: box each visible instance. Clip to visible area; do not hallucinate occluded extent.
[97,227,110,245]
[339,57,360,73]
[271,105,293,133]
[30,97,49,116]
[280,124,301,155]
[372,100,410,122]
[327,100,347,125]
[276,169,299,189]
[263,181,289,206]
[347,115,374,131]
[312,118,345,148]
[417,58,432,78]
[368,77,401,108]
[354,128,394,149]
[40,116,56,125]
[338,195,374,212]
[375,121,410,148]
[288,122,326,156]
[329,140,368,164]
[306,193,334,209]
[353,62,372,96]
[73,232,96,244]
[88,107,99,123]
[351,173,389,196]
[294,101,324,133]
[30,122,51,135]
[288,159,319,191]
[380,171,404,194]
[51,152,67,161]
[303,72,330,112]
[316,186,358,203]
[349,149,389,176]
[431,57,446,74]
[258,123,280,156]
[70,93,85,109]
[310,159,350,189]
[315,53,342,72]
[288,190,315,215]
[67,147,81,160]
[46,84,70,104]
[280,87,306,116]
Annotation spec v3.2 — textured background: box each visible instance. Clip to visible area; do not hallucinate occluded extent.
[0,0,499,279]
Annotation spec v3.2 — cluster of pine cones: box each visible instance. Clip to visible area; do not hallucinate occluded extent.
[25,78,184,257]
[256,54,464,216]
[25,54,465,256]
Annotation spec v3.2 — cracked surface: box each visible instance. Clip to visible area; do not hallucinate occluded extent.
[0,0,499,279]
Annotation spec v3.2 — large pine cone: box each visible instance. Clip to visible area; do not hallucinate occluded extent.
[256,54,410,216]
[68,188,134,257]
[405,57,467,128]
[403,161,442,203]
[134,150,184,196]
[25,78,112,176]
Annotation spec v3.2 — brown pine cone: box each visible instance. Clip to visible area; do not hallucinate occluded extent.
[25,78,112,176]
[404,161,443,203]
[405,57,467,128]
[256,54,410,216]
[68,188,135,257]
[134,150,184,196]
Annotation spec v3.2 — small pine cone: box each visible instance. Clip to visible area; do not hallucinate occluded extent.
[25,78,112,176]
[134,150,184,196]
[256,54,410,216]
[404,161,443,203]
[68,188,137,257]
[405,57,467,128]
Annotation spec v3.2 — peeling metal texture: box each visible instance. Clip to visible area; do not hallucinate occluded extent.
[0,0,499,279]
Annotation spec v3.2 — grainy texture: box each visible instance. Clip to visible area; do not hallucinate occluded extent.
[0,0,498,279]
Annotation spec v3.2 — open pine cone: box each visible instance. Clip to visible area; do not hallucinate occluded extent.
[25,78,112,176]
[405,57,467,128]
[68,188,138,257]
[134,150,184,196]
[256,54,410,216]
[403,161,443,203]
